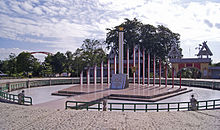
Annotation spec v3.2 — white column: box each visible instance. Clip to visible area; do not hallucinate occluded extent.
[101,61,103,84]
[133,47,136,84]
[159,59,161,87]
[114,55,117,74]
[80,71,83,85]
[127,47,129,78]
[87,68,90,85]
[138,47,140,84]
[148,52,150,87]
[118,28,124,74]
[94,65,97,84]
[142,49,145,85]
[107,59,110,84]
[153,55,156,86]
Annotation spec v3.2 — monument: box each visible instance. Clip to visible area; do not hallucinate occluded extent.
[110,27,129,89]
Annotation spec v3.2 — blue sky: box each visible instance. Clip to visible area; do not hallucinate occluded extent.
[0,0,220,63]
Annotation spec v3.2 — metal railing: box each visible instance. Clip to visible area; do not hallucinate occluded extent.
[65,99,220,112]
[65,101,102,111]
[0,91,32,105]
[0,78,220,91]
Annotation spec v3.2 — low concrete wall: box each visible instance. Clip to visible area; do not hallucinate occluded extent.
[0,77,220,92]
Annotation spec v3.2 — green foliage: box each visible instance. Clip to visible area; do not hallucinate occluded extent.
[16,52,40,76]
[105,18,181,62]
[45,52,66,75]
[0,52,41,77]
[177,68,201,79]
[42,39,106,77]
[2,53,17,76]
[39,62,53,77]
[72,39,106,76]
[1,18,182,78]
[0,60,3,71]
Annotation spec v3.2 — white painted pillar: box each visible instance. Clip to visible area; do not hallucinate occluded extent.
[94,65,97,84]
[87,68,90,85]
[138,47,140,84]
[80,71,83,85]
[107,59,110,84]
[118,29,124,74]
[148,52,150,87]
[114,55,117,74]
[165,64,167,87]
[142,49,145,85]
[159,59,161,87]
[101,61,103,84]
[133,47,136,84]
[153,55,155,86]
[127,47,129,78]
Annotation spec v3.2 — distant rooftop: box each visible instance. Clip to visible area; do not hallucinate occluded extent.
[169,58,211,63]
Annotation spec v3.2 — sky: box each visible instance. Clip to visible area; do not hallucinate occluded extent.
[0,0,220,63]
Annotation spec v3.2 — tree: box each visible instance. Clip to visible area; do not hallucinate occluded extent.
[2,53,17,76]
[105,18,181,62]
[40,62,53,77]
[0,60,3,71]
[106,18,142,50]
[44,52,66,75]
[72,39,107,76]
[16,52,40,76]
[155,25,181,60]
[177,68,201,79]
[65,51,74,76]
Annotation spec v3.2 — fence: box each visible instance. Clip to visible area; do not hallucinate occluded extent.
[0,78,220,106]
[65,99,220,112]
[0,91,32,105]
[0,78,220,92]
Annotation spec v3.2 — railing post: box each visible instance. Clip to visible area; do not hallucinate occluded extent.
[122,104,124,112]
[197,102,199,110]
[145,104,147,112]
[98,103,100,111]
[188,102,190,111]
[157,104,159,112]
[206,101,208,109]
[110,104,112,111]
[7,83,10,92]
[76,102,78,110]
[13,95,15,102]
[86,103,89,110]
[30,97,32,105]
[168,103,170,112]
[213,100,215,109]
[177,103,180,111]
[65,101,68,109]
[134,104,136,112]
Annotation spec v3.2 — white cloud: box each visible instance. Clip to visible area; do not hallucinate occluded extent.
[0,0,220,63]
[22,1,33,11]
[0,48,25,60]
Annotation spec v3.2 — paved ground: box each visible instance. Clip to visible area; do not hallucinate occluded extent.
[0,102,220,130]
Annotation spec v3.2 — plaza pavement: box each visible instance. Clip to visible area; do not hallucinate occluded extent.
[0,102,220,130]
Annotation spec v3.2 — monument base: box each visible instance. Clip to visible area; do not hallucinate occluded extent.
[110,74,129,89]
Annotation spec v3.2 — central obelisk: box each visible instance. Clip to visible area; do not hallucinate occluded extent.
[118,27,124,74]
[110,27,129,89]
